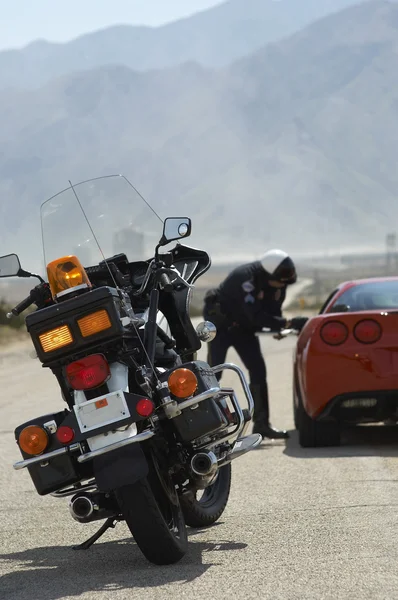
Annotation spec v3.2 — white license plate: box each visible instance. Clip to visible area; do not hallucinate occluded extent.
[87,424,138,452]
[74,390,130,433]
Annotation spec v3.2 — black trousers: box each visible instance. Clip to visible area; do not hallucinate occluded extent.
[206,327,270,425]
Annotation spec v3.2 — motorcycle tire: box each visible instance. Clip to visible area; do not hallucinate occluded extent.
[115,477,188,565]
[180,463,232,528]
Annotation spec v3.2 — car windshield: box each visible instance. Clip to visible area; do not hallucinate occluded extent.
[332,280,398,312]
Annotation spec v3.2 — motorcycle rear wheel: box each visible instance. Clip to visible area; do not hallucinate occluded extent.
[180,463,232,528]
[115,469,187,565]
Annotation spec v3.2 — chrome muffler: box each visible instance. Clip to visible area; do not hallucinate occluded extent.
[69,495,97,523]
[69,492,118,524]
[219,433,263,466]
[191,451,218,477]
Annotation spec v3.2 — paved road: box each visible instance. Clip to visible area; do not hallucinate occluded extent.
[1,329,398,600]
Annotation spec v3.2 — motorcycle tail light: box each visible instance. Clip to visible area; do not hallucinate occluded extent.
[19,425,49,456]
[168,368,198,399]
[77,309,112,337]
[39,324,74,353]
[354,319,382,344]
[65,354,111,390]
[47,255,91,300]
[136,398,155,417]
[320,321,349,346]
[56,426,75,444]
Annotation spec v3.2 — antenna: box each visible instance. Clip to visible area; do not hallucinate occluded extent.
[67,178,160,383]
[68,180,121,293]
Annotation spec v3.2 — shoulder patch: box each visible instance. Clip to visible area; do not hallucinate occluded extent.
[244,293,255,304]
[242,280,255,293]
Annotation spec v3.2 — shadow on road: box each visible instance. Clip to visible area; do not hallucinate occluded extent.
[283,427,398,459]
[0,528,247,600]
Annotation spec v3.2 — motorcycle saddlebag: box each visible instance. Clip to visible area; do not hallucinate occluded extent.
[166,360,228,443]
[14,411,85,496]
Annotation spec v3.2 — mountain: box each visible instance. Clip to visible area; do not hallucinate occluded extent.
[1,0,398,270]
[0,0,375,90]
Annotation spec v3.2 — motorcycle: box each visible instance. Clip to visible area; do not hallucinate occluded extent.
[2,174,262,565]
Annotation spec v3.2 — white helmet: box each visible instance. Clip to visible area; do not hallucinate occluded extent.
[259,249,297,284]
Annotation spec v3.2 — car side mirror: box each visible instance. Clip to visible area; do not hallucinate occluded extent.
[0,253,22,278]
[158,217,192,247]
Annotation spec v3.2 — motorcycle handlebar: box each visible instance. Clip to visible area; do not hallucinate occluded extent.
[7,282,52,319]
[257,328,298,339]
[159,272,173,293]
[8,293,35,318]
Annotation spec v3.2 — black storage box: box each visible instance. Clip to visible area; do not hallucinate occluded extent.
[14,411,84,496]
[25,286,124,364]
[165,360,228,443]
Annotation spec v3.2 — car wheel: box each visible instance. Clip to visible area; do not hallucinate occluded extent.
[293,373,299,430]
[318,422,341,447]
[297,398,317,447]
[296,386,340,448]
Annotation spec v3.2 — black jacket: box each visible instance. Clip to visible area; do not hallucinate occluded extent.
[209,261,288,332]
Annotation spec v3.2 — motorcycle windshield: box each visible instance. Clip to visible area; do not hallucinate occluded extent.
[40,175,163,268]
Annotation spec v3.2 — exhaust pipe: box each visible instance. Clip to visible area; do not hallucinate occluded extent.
[69,492,118,524]
[191,451,218,477]
[69,495,96,523]
[220,433,263,467]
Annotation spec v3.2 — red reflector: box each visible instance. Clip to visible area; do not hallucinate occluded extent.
[354,319,382,344]
[95,398,108,409]
[320,321,348,346]
[56,426,75,444]
[136,398,155,417]
[65,354,110,390]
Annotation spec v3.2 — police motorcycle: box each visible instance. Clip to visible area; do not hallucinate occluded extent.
[1,174,262,565]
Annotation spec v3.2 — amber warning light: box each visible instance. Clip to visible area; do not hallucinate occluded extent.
[19,425,49,456]
[168,368,198,399]
[47,255,91,300]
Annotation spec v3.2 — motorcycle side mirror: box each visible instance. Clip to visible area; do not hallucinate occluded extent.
[158,217,192,247]
[0,253,23,278]
[0,253,44,282]
[196,321,217,342]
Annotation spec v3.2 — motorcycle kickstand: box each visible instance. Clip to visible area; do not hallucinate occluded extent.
[72,517,121,551]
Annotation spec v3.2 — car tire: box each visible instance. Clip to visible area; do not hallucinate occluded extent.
[295,376,340,448]
[293,375,299,430]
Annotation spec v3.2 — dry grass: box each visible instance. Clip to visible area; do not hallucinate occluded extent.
[0,326,29,345]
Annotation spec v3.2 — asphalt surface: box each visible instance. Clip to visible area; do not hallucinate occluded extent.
[2,311,398,599]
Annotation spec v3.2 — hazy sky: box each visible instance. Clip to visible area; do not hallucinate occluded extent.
[0,0,221,50]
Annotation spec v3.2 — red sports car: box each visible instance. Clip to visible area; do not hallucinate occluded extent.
[293,276,398,447]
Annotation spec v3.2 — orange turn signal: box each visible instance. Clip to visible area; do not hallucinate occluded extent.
[19,425,49,456]
[47,255,91,299]
[39,324,74,353]
[77,309,112,338]
[168,368,198,399]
